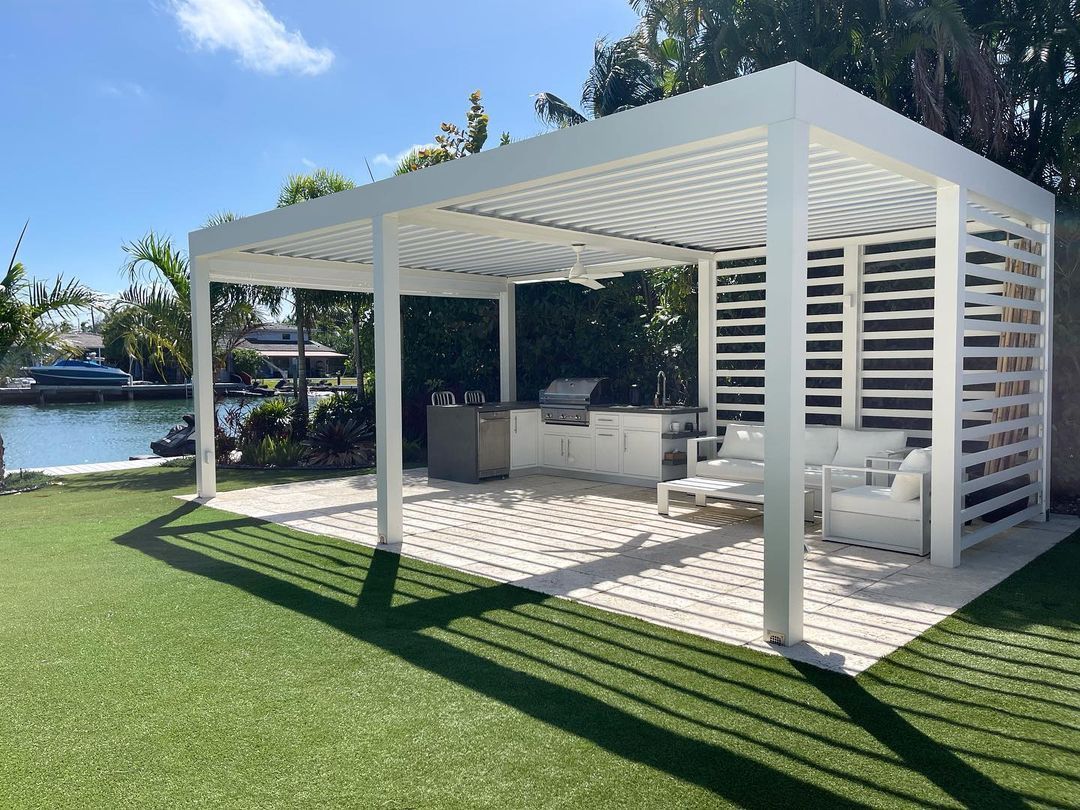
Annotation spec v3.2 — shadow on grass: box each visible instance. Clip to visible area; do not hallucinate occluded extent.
[113,499,1076,807]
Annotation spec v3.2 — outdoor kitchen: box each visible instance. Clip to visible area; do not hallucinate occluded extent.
[426,376,705,486]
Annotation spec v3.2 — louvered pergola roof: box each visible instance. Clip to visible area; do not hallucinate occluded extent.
[189,62,1052,294]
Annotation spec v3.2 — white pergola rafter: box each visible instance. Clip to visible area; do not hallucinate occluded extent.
[187,61,1055,648]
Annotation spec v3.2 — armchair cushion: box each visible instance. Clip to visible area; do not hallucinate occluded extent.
[832,485,923,521]
[833,428,907,468]
[890,447,932,501]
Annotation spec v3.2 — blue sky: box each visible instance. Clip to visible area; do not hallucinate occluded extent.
[3,0,638,295]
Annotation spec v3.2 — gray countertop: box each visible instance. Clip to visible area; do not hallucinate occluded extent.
[429,401,706,415]
[590,405,706,415]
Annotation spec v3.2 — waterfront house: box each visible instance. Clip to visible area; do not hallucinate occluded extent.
[229,323,347,380]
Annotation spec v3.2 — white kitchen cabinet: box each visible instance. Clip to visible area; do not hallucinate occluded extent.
[510,409,539,469]
[562,435,594,470]
[542,433,567,468]
[594,428,621,473]
[622,429,661,479]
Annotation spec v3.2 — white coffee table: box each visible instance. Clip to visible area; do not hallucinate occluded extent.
[657,477,814,523]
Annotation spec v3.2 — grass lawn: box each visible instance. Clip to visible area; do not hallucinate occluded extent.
[1,466,1077,809]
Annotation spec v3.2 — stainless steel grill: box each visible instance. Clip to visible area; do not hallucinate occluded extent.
[538,377,614,425]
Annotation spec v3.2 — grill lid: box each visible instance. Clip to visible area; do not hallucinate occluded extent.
[539,377,614,405]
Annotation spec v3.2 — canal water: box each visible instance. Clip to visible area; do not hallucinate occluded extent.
[2,397,263,470]
[0,393,332,470]
[0,399,203,470]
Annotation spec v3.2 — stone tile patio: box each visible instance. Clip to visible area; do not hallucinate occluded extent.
[191,470,1077,674]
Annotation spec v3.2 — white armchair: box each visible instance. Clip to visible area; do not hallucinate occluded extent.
[822,458,930,555]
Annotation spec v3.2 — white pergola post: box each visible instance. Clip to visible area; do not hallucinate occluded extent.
[931,184,966,567]
[840,244,863,428]
[1039,217,1054,521]
[189,251,217,499]
[762,119,809,646]
[373,214,404,546]
[499,285,517,401]
[697,257,716,436]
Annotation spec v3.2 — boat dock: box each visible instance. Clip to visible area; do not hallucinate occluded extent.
[0,382,250,405]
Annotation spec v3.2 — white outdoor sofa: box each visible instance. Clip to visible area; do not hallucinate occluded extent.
[687,422,910,513]
[686,422,934,555]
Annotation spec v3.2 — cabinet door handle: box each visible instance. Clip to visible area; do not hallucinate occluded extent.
[560,438,565,456]
[567,439,571,456]
[514,415,518,433]
[623,433,628,452]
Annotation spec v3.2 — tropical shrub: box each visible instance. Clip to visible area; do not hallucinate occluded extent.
[238,436,306,467]
[310,392,373,430]
[304,419,375,467]
[402,437,426,464]
[231,347,264,377]
[240,398,294,443]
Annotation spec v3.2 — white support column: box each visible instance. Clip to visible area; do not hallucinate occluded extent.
[697,257,717,436]
[931,184,966,567]
[373,214,404,546]
[762,119,809,646]
[188,250,217,499]
[1039,216,1055,520]
[499,285,517,402]
[840,243,863,428]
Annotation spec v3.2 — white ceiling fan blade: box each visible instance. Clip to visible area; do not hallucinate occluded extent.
[570,276,605,290]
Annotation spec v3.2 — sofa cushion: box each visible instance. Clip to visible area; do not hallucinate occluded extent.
[805,466,865,491]
[833,428,907,468]
[697,457,765,482]
[890,447,932,502]
[805,426,839,466]
[718,423,766,461]
[832,485,922,521]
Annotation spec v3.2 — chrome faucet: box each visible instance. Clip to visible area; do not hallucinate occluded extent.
[655,370,667,407]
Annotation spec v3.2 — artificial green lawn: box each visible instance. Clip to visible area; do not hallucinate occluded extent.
[1,467,1077,809]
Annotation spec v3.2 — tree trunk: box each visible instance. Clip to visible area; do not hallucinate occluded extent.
[0,430,5,483]
[351,298,363,399]
[295,293,309,428]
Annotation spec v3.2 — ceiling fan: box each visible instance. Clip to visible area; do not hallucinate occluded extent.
[565,243,622,290]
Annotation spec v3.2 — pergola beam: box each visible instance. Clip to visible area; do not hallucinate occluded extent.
[400,208,711,263]
[206,253,508,298]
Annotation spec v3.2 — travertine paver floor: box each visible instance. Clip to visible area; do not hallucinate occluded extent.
[191,470,1078,674]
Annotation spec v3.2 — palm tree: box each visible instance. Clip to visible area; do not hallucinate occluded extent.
[0,222,96,478]
[114,218,276,378]
[535,37,663,127]
[276,169,357,425]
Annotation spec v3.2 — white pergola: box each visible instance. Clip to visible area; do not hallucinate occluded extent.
[188,62,1055,646]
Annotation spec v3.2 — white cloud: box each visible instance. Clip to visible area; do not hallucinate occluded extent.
[168,0,334,76]
[300,157,317,168]
[96,80,146,99]
[371,144,435,170]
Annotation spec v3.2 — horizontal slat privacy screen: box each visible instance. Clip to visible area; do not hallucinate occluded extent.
[711,216,1048,546]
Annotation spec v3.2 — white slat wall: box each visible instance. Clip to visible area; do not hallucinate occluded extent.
[956,208,1049,548]
[711,216,1048,548]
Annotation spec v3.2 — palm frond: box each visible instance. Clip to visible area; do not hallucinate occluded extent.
[6,220,28,279]
[121,232,190,299]
[533,92,588,128]
[27,275,95,319]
